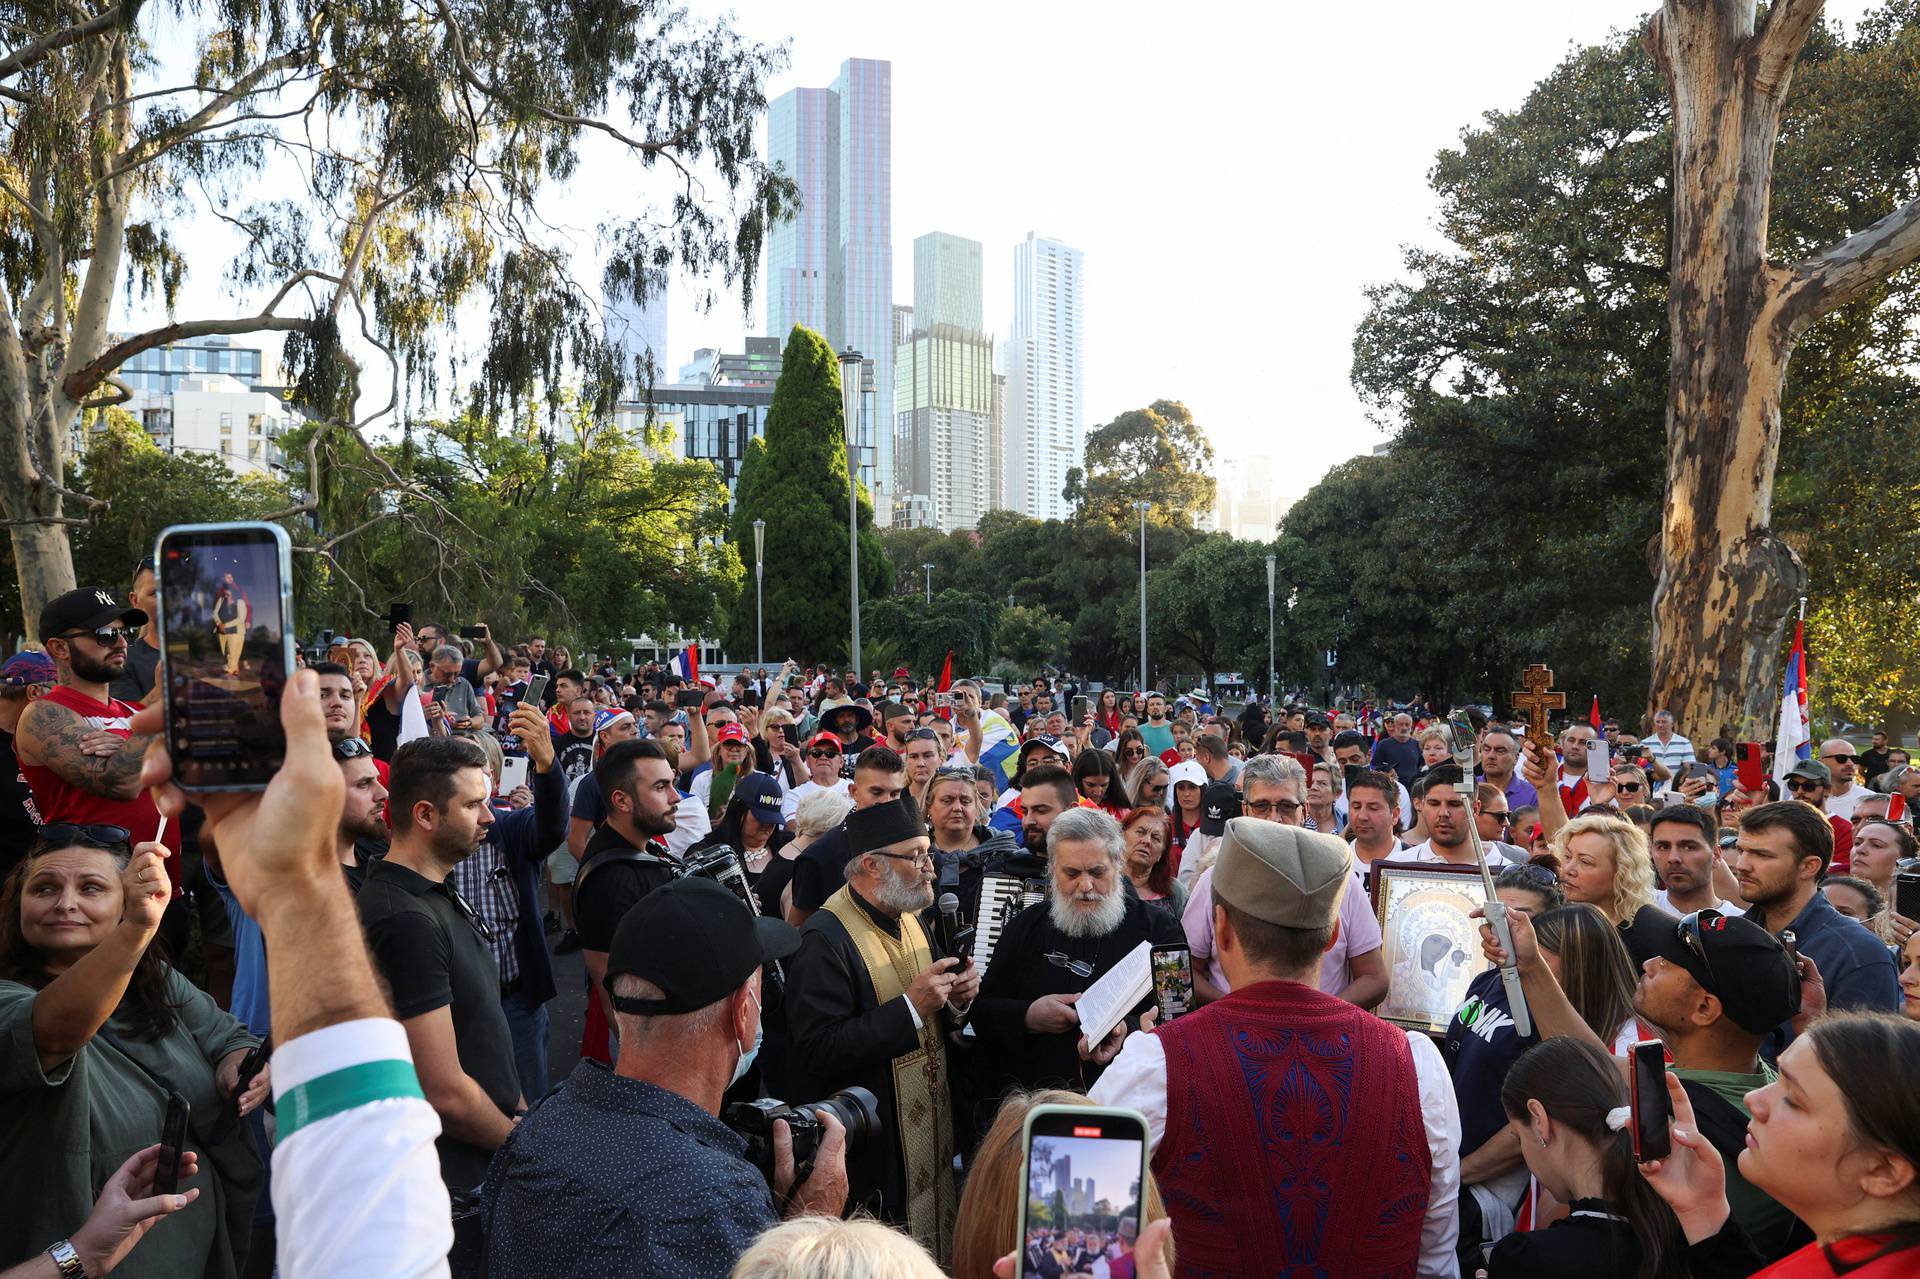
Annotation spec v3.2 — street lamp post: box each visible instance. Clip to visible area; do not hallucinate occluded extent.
[1136,501,1151,694]
[838,349,865,677]
[1265,553,1277,709]
[753,518,766,667]
[922,562,934,604]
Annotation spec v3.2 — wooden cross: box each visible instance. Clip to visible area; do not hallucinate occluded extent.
[1510,664,1565,749]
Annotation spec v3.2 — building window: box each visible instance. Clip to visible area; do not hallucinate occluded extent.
[219,412,233,429]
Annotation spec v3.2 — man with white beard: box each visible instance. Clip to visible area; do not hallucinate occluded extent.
[972,807,1186,1099]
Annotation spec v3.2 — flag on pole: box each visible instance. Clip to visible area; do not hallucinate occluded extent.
[934,650,954,721]
[669,643,699,686]
[1772,620,1812,787]
[397,686,431,747]
[1589,695,1603,732]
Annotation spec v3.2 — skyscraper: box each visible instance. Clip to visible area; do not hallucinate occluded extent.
[763,60,894,514]
[1005,233,1084,521]
[896,231,992,532]
[913,231,983,330]
[605,292,668,393]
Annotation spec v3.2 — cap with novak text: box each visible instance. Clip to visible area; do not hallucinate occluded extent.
[1212,817,1352,930]
[38,587,145,646]
[606,877,800,1013]
[1632,905,1801,1035]
[734,772,785,825]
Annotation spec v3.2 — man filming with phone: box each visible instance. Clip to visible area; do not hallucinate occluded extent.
[423,645,487,739]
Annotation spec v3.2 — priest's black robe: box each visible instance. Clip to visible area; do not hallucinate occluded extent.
[970,887,1186,1100]
[785,887,958,1223]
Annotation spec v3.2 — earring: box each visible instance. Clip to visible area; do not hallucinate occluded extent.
[1538,1137,1549,1148]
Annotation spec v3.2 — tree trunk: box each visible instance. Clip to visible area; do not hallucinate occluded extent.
[7,518,77,636]
[1647,0,1806,739]
[0,374,79,636]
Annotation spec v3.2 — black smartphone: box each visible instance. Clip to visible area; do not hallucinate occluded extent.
[1629,1039,1671,1163]
[387,599,414,630]
[156,522,297,791]
[1896,873,1920,923]
[780,724,800,748]
[1779,929,1799,967]
[1071,695,1089,722]
[157,1089,191,1194]
[675,688,706,709]
[211,1037,271,1142]
[1152,943,1195,1022]
[523,673,549,707]
[1017,1105,1150,1278]
[459,624,487,639]
[949,925,976,964]
[1343,762,1365,794]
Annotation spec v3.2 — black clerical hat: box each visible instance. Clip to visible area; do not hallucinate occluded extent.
[847,796,925,854]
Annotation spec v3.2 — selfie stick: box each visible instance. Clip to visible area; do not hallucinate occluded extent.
[1448,715,1532,1038]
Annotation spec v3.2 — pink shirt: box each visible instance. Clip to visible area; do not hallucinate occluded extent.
[1181,864,1384,996]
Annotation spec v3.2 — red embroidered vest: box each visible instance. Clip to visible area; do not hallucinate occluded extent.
[1153,980,1431,1278]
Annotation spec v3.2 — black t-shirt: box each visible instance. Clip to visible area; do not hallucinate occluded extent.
[556,733,597,791]
[357,856,521,1188]
[108,637,161,704]
[1860,747,1893,783]
[1442,967,1539,1156]
[574,825,683,954]
[367,698,402,762]
[0,728,41,878]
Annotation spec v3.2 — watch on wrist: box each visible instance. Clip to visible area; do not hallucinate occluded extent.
[46,1239,88,1279]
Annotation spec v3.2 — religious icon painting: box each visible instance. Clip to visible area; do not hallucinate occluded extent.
[1369,862,1493,1035]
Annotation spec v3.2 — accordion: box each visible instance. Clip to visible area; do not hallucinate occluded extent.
[971,872,1046,977]
[682,845,784,998]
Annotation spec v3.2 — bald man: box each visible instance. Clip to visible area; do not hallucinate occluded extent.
[1818,738,1874,822]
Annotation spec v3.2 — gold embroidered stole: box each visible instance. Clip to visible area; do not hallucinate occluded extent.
[820,885,956,1258]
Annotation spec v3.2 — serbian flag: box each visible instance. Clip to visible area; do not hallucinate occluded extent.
[670,643,699,685]
[1589,696,1603,732]
[1772,620,1812,787]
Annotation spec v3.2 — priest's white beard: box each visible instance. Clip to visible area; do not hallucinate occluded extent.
[1050,882,1126,939]
[873,863,934,915]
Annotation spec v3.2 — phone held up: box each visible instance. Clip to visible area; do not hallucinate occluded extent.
[157,1089,192,1194]
[1017,1105,1151,1279]
[1736,742,1767,793]
[156,522,297,791]
[1896,872,1920,924]
[1628,1039,1671,1163]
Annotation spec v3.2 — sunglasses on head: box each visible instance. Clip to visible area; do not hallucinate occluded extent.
[1509,862,1558,886]
[37,822,133,849]
[332,737,373,760]
[1677,909,1726,985]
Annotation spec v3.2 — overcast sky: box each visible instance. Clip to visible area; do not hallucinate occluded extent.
[135,0,1879,495]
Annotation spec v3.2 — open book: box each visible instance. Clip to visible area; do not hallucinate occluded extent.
[1077,940,1151,1047]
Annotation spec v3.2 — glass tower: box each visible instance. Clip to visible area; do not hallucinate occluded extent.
[1006,233,1084,521]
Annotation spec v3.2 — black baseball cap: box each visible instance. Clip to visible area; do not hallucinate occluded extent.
[1634,905,1801,1035]
[605,878,800,1014]
[38,587,145,645]
[1200,780,1241,836]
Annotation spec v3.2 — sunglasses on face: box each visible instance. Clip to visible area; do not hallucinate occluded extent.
[1615,782,1645,793]
[808,749,841,760]
[1786,779,1822,793]
[60,626,138,646]
[1823,753,1858,765]
[331,737,373,760]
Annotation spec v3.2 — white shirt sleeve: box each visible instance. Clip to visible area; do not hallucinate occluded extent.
[664,793,711,859]
[271,1018,451,1279]
[1088,1030,1168,1152]
[1406,1031,1463,1279]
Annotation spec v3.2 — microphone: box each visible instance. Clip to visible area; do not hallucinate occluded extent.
[937,893,960,957]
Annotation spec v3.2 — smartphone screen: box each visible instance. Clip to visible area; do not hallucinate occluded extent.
[157,522,295,790]
[1736,742,1766,792]
[1152,944,1195,1022]
[1629,1040,1671,1162]
[157,1089,192,1194]
[1018,1105,1150,1278]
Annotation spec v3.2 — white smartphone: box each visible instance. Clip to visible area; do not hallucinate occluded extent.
[498,755,530,795]
[1016,1105,1151,1278]
[1586,739,1612,783]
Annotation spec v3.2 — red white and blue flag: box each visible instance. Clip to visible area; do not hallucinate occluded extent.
[1772,620,1811,787]
[670,644,699,686]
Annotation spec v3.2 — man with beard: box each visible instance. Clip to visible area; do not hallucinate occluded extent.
[785,746,908,923]
[334,736,391,892]
[573,740,688,1032]
[554,696,599,790]
[16,588,176,874]
[972,807,1185,1099]
[358,734,526,1189]
[785,797,980,1255]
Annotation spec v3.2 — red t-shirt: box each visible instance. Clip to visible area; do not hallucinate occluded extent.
[19,685,180,887]
[1753,1235,1920,1278]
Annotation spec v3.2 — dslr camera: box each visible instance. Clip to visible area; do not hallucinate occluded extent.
[723,1087,879,1187]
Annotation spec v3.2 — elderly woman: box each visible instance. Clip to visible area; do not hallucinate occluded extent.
[1121,806,1187,916]
[2,828,267,1278]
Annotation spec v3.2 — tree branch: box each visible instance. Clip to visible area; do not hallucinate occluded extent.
[62,314,312,403]
[0,2,126,80]
[1781,196,1920,336]
[1752,0,1825,99]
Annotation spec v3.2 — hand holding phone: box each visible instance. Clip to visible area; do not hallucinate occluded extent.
[1629,1039,1671,1163]
[157,1090,192,1194]
[1736,742,1766,793]
[1017,1106,1150,1278]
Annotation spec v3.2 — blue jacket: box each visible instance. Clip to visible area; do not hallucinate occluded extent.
[488,760,570,1006]
[1763,889,1900,1062]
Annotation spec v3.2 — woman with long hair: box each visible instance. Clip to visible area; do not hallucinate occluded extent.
[1120,807,1186,916]
[1124,757,1169,815]
[1530,903,1645,1053]
[0,829,266,1277]
[1112,728,1149,776]
[1166,762,1206,856]
[1483,1037,1689,1278]
[1072,748,1132,821]
[1095,689,1123,738]
[1551,813,1658,928]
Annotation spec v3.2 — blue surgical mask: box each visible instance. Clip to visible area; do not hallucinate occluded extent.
[731,988,763,1088]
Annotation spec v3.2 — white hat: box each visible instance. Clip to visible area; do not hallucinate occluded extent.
[1168,759,1207,789]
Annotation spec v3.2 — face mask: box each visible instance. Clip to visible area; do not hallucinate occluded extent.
[731,988,763,1088]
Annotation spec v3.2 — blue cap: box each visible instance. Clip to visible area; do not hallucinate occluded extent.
[734,772,785,824]
[1,652,56,686]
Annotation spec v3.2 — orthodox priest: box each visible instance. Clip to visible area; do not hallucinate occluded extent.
[785,795,979,1257]
[971,807,1185,1098]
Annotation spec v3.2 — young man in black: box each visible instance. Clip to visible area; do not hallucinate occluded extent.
[573,740,685,1035]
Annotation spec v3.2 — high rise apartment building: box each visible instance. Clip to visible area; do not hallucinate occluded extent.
[1005,233,1084,521]
[894,232,993,532]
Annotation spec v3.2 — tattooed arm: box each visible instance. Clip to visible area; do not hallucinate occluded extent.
[15,698,157,802]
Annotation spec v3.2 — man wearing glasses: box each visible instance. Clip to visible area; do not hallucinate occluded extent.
[1816,737,1875,821]
[780,732,853,826]
[1781,758,1856,871]
[16,587,175,883]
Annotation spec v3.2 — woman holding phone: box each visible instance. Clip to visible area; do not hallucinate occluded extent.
[0,827,266,1278]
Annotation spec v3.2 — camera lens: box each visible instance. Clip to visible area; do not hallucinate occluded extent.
[816,1086,880,1147]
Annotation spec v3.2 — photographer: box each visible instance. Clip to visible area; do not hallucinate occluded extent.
[482,878,847,1278]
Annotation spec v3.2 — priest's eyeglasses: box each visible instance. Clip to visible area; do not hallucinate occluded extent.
[1043,951,1096,978]
[871,850,935,868]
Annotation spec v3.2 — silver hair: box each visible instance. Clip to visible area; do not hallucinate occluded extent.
[430,643,463,665]
[1240,752,1306,790]
[795,788,854,839]
[1046,806,1125,867]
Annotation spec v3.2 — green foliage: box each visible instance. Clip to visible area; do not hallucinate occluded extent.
[865,589,1000,677]
[1336,12,1920,717]
[1064,399,1216,529]
[996,604,1070,672]
[725,327,891,664]
[1142,536,1280,684]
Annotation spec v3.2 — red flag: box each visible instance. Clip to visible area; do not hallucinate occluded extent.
[1589,695,1602,732]
[935,649,954,720]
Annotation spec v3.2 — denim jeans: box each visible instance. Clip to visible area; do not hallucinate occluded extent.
[501,987,551,1103]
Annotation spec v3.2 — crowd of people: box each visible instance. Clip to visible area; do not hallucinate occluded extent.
[3,563,1920,1278]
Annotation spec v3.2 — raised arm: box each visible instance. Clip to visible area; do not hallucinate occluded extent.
[1521,739,1569,840]
[15,698,157,802]
[29,844,169,1072]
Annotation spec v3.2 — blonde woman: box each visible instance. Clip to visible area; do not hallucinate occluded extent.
[1550,812,1658,969]
[730,1218,942,1279]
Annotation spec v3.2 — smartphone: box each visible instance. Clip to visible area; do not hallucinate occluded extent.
[387,599,414,630]
[1342,762,1365,794]
[1586,739,1612,784]
[1071,695,1089,723]
[431,684,450,705]
[156,522,297,791]
[1628,1039,1671,1163]
[1017,1105,1151,1278]
[1152,943,1195,1022]
[524,673,549,707]
[211,1037,272,1142]
[498,755,530,795]
[935,691,953,709]
[1895,874,1920,922]
[1779,930,1799,966]
[157,1089,192,1194]
[1889,794,1908,824]
[780,724,800,748]
[459,624,487,640]
[950,926,976,964]
[675,688,706,709]
[1736,742,1766,792]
